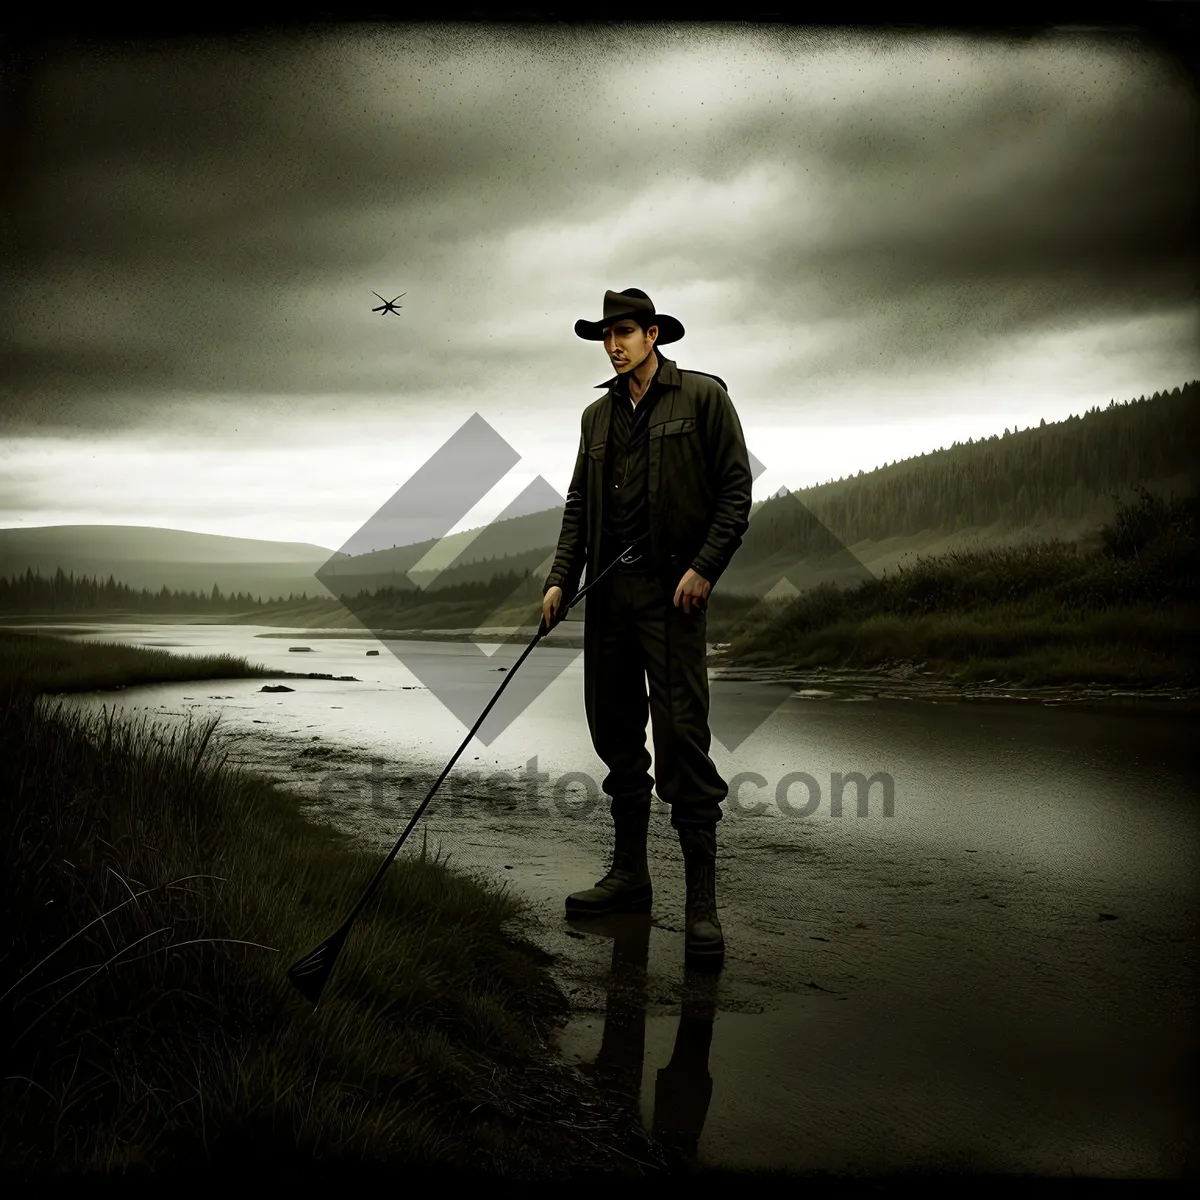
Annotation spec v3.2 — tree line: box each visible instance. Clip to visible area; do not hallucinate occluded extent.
[748,382,1198,555]
[0,572,309,615]
[0,566,541,616]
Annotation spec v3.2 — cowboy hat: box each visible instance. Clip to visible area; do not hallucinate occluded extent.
[574,288,685,345]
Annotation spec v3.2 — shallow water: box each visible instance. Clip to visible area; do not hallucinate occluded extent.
[39,623,1200,1178]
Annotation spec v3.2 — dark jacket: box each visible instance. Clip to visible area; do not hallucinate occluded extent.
[543,353,753,606]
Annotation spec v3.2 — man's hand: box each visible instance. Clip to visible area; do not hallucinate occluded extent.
[542,585,564,631]
[673,568,711,615]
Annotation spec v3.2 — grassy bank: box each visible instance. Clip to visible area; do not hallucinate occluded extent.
[0,630,286,694]
[712,488,1200,687]
[0,631,368,693]
[0,638,667,1181]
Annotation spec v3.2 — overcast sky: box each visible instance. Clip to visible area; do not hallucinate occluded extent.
[1,24,1196,551]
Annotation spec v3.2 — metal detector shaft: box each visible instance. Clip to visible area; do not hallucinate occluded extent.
[287,535,646,1006]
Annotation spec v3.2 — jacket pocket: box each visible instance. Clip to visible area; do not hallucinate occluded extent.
[650,416,697,439]
[655,416,708,550]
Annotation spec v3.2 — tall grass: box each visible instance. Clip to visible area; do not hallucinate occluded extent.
[711,488,1200,685]
[0,631,280,695]
[0,643,665,1180]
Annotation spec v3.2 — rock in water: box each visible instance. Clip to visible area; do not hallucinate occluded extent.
[261,684,295,693]
[367,650,380,655]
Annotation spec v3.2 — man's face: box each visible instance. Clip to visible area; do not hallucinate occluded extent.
[602,319,657,373]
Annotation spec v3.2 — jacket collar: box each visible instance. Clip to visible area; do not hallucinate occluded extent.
[594,353,682,392]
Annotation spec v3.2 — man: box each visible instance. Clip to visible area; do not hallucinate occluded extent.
[542,288,753,963]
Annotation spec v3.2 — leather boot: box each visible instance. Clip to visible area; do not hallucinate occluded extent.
[565,796,653,916]
[677,825,724,962]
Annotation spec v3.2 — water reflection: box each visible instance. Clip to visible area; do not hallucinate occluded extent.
[653,965,719,1159]
[568,912,720,1161]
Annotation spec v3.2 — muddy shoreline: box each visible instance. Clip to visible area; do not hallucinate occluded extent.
[708,660,1200,709]
[240,716,1197,1178]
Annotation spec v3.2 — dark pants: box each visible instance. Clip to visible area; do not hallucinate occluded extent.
[583,559,726,828]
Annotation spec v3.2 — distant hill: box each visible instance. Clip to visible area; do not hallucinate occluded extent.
[801,383,1199,543]
[1,382,1195,606]
[0,525,338,565]
[0,526,347,603]
[716,382,1199,592]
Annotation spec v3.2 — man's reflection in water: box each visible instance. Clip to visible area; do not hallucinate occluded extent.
[652,962,719,1159]
[569,913,719,1160]
[585,913,651,1118]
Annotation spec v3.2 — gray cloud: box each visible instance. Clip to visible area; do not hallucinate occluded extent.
[1,28,1195,434]
[648,65,1196,346]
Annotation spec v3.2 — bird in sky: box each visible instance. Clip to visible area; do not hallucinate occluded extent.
[372,292,406,315]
